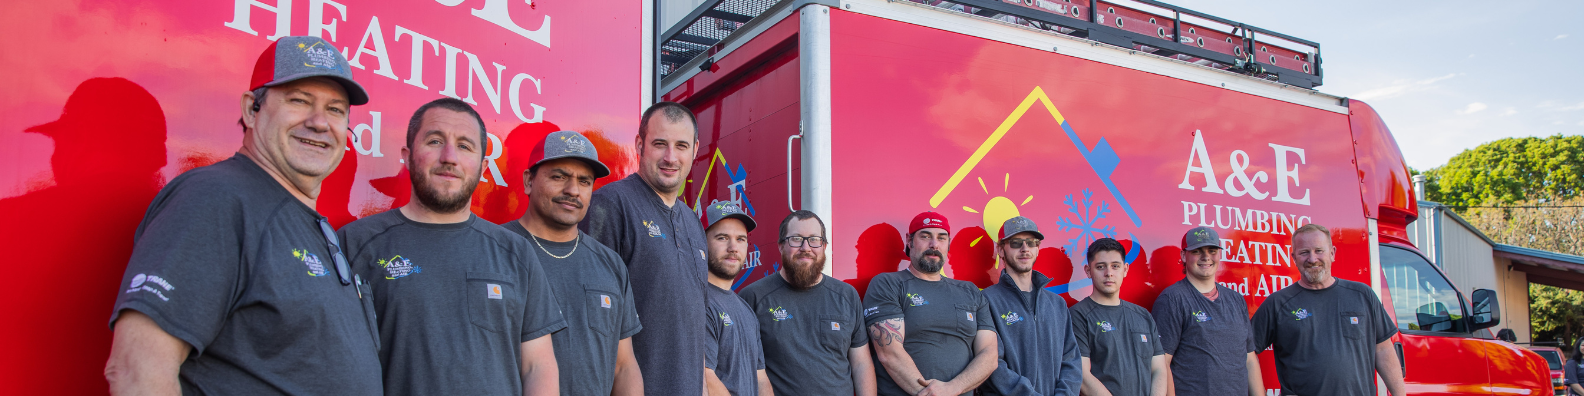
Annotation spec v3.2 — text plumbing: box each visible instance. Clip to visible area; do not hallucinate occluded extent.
[224,0,552,187]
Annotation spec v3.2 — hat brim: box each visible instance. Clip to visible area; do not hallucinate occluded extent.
[264,72,370,106]
[1183,241,1221,251]
[537,154,612,179]
[709,213,757,233]
[998,230,1044,242]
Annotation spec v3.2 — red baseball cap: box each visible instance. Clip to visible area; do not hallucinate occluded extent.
[908,211,951,236]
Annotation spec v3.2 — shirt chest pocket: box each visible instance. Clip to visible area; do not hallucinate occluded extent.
[953,303,978,338]
[465,272,517,334]
[585,288,620,338]
[817,315,851,352]
[1340,311,1365,340]
[1129,331,1155,359]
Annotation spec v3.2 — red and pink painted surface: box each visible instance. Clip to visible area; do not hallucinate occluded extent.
[0,0,641,392]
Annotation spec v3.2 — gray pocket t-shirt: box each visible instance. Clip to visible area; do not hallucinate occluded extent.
[108,155,383,396]
[1070,298,1163,396]
[863,270,994,396]
[340,210,566,396]
[501,221,642,396]
[705,284,765,396]
[739,273,868,395]
[1252,279,1396,396]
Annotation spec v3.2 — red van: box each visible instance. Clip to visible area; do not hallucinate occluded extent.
[657,0,1551,394]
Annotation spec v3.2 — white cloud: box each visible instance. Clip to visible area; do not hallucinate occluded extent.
[1539,101,1584,111]
[1458,102,1488,114]
[1558,34,1570,40]
[1352,73,1457,101]
[1501,108,1518,116]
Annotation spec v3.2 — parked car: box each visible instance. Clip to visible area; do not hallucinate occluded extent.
[1530,346,1567,396]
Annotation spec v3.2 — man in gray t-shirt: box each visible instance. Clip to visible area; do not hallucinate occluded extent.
[340,99,564,395]
[581,102,708,396]
[1252,224,1404,396]
[105,36,381,395]
[740,210,877,396]
[701,201,768,396]
[502,130,642,395]
[1153,227,1263,396]
[1071,238,1167,396]
[865,212,998,396]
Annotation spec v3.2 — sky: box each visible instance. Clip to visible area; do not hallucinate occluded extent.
[1167,0,1584,170]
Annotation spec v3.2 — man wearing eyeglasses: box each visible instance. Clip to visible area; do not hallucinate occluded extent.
[865,211,998,396]
[501,130,643,396]
[700,201,769,396]
[979,216,1082,396]
[104,36,383,395]
[338,98,565,395]
[738,210,877,396]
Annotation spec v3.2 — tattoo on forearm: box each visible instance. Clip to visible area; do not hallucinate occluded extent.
[868,319,905,347]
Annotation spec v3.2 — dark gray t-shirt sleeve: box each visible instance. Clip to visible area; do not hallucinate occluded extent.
[975,292,995,332]
[1152,295,1183,355]
[580,191,629,258]
[110,188,241,354]
[1147,312,1165,356]
[863,274,904,326]
[519,249,566,341]
[614,249,643,339]
[1057,316,1082,396]
[1071,309,1092,358]
[1566,360,1581,386]
[1251,298,1276,353]
[1366,290,1397,344]
[706,304,722,370]
[850,287,870,348]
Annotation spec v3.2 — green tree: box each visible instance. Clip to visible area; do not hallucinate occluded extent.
[1421,134,1584,208]
[1530,283,1584,346]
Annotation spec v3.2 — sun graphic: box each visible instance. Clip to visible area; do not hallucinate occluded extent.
[960,173,1034,251]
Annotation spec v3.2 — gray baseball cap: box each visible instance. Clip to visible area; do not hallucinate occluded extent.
[529,130,611,178]
[997,216,1043,242]
[1182,226,1221,251]
[250,36,370,105]
[704,201,756,232]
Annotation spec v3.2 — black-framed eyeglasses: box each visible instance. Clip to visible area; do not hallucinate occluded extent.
[316,218,353,286]
[781,236,826,248]
[1005,238,1041,249]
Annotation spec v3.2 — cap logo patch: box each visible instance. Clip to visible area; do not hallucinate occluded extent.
[487,284,503,299]
[562,135,587,153]
[298,41,342,71]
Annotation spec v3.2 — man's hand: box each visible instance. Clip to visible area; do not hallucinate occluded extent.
[915,378,956,396]
[105,310,189,396]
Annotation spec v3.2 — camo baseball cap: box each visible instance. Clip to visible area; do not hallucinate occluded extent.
[1182,226,1221,251]
[997,216,1043,242]
[705,201,756,232]
[249,36,369,105]
[526,130,611,178]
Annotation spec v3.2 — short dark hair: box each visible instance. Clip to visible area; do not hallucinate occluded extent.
[778,210,827,241]
[637,101,697,143]
[1086,238,1126,263]
[407,97,487,151]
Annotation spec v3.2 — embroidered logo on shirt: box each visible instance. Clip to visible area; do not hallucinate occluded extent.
[1350,316,1359,325]
[1001,311,1024,325]
[378,255,422,279]
[1292,308,1311,321]
[126,273,174,301]
[907,293,929,307]
[769,306,792,321]
[1096,321,1115,332]
[720,312,734,326]
[831,321,842,331]
[487,284,503,299]
[601,294,613,308]
[293,249,328,277]
[1192,310,1210,322]
[642,220,665,238]
[864,307,879,317]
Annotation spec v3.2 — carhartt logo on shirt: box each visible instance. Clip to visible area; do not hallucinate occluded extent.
[966,312,975,321]
[1350,316,1359,324]
[1140,334,1149,343]
[487,284,503,299]
[831,322,841,331]
[601,295,612,308]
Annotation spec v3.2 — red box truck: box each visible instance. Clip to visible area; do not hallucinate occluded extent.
[658,0,1550,394]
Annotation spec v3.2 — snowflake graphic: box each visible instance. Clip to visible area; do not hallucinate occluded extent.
[1055,189,1118,256]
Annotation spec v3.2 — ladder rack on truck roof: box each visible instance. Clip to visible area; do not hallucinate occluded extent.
[658,0,1322,88]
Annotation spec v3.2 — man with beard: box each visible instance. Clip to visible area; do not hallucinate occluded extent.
[339,98,564,395]
[701,201,771,396]
[581,102,709,396]
[1252,224,1404,396]
[501,131,643,395]
[105,36,382,395]
[739,210,877,396]
[1151,226,1263,396]
[978,216,1082,396]
[864,212,997,396]
[1070,238,1167,396]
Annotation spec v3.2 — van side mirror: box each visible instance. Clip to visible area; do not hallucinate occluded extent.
[1470,288,1500,331]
